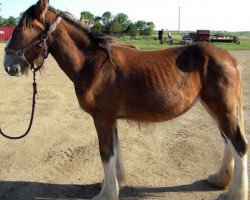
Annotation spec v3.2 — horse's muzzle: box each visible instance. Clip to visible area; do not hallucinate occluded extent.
[4,64,23,77]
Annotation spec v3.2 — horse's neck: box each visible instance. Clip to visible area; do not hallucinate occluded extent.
[48,23,89,82]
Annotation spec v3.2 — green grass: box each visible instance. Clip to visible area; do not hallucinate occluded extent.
[117,36,170,50]
[212,40,250,50]
[117,32,250,51]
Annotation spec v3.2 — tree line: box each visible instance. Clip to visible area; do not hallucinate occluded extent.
[0,16,16,26]
[0,10,155,37]
[0,11,24,26]
[81,11,155,36]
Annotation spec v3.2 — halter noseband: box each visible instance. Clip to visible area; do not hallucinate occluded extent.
[5,16,62,72]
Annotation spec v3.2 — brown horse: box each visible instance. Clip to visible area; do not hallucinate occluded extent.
[3,1,248,199]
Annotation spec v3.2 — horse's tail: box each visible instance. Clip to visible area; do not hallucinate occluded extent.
[236,66,245,134]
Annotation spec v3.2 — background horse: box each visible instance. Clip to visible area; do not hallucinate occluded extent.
[3,0,248,199]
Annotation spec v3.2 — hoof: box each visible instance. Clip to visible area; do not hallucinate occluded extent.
[101,179,125,189]
[92,194,119,200]
[208,173,231,189]
[217,191,248,200]
[117,177,126,188]
[118,180,125,188]
[91,194,107,200]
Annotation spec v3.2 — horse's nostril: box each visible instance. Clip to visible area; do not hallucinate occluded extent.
[4,65,16,75]
[4,64,9,72]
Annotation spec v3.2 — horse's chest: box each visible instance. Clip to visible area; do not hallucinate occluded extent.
[74,83,97,115]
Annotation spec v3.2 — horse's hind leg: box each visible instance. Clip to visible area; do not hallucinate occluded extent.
[201,75,248,200]
[224,127,248,200]
[92,116,119,200]
[202,103,248,200]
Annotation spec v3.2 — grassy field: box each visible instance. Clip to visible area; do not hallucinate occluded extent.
[118,32,250,51]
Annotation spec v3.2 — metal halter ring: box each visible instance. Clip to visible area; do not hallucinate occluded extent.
[16,50,25,58]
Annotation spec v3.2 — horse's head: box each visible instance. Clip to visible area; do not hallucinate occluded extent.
[4,0,55,77]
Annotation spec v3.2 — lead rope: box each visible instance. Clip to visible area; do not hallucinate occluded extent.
[0,68,37,139]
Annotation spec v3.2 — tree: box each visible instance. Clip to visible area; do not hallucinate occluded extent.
[109,19,122,35]
[140,27,154,36]
[101,11,112,33]
[91,21,104,33]
[0,16,4,26]
[141,22,155,36]
[126,23,138,37]
[135,20,147,31]
[4,16,17,26]
[147,22,155,29]
[94,16,102,23]
[102,11,112,27]
[114,13,130,33]
[80,11,95,25]
[135,20,155,36]
[77,10,155,36]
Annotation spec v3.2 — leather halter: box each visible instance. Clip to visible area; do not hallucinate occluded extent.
[0,15,62,140]
[4,16,62,72]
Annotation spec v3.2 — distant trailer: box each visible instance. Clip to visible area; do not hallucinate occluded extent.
[210,34,240,45]
[0,26,15,41]
[182,30,240,45]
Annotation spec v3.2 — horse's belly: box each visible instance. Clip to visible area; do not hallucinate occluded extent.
[118,92,197,122]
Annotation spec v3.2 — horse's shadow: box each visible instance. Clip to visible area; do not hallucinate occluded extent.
[0,179,220,200]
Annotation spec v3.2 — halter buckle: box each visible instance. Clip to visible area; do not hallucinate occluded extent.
[41,34,49,41]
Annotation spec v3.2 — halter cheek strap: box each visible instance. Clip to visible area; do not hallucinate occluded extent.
[4,16,62,72]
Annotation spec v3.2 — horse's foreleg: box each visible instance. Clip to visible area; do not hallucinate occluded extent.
[92,117,119,200]
[208,138,234,188]
[100,126,126,189]
[113,127,126,187]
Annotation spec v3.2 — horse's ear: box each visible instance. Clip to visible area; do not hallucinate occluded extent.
[34,0,49,20]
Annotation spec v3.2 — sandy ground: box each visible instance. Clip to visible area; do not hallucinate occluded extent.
[0,43,249,200]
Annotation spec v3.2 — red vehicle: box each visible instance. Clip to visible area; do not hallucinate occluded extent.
[0,26,15,41]
[189,30,210,42]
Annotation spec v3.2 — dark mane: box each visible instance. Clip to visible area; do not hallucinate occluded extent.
[52,7,114,50]
[18,5,36,28]
[19,5,114,48]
